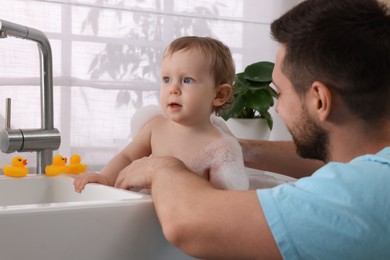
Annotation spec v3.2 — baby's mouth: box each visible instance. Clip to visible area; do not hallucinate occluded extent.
[168,102,182,110]
[169,102,182,108]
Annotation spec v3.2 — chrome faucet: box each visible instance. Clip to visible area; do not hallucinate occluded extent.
[0,19,61,174]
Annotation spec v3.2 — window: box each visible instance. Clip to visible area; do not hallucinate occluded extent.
[0,0,290,172]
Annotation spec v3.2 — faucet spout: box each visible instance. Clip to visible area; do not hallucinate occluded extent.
[0,20,61,174]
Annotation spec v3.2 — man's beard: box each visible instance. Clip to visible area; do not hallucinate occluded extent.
[289,108,329,162]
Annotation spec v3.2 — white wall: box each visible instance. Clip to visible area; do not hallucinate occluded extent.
[244,0,302,141]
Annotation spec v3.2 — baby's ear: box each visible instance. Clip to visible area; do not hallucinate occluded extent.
[213,83,232,106]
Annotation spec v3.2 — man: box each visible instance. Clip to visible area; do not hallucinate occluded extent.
[115,0,390,258]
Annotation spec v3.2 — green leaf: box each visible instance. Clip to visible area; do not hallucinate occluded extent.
[235,73,270,92]
[246,81,270,91]
[262,111,273,130]
[221,95,246,120]
[234,73,250,94]
[245,89,273,111]
[268,86,279,98]
[244,61,274,83]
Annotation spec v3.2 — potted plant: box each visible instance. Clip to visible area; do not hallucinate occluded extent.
[221,61,277,140]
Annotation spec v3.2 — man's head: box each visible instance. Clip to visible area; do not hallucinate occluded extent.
[271,0,390,162]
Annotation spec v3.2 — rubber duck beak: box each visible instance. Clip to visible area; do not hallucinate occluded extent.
[23,159,27,166]
[64,158,67,164]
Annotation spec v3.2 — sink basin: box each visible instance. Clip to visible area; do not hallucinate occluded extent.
[0,174,196,260]
[0,174,145,209]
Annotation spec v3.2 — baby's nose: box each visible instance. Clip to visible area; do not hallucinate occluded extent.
[169,85,180,95]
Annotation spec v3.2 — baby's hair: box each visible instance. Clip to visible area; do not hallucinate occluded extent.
[164,36,235,114]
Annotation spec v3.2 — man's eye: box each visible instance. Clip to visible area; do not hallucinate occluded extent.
[183,77,193,84]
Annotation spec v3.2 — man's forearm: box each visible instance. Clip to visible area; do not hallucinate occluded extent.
[148,158,280,259]
[240,140,324,179]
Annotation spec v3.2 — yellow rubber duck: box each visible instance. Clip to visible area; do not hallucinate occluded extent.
[66,154,87,174]
[3,156,29,178]
[45,155,68,176]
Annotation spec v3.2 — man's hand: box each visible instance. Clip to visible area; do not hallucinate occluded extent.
[114,156,187,190]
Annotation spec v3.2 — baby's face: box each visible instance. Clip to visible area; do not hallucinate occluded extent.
[160,49,217,126]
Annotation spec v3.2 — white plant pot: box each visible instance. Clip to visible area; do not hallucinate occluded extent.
[225,118,270,141]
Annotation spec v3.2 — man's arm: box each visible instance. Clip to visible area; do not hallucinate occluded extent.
[240,139,324,179]
[116,157,282,259]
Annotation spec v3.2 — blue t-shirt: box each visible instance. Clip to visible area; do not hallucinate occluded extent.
[257,147,390,260]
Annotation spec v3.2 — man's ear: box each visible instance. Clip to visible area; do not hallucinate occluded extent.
[309,81,332,122]
[213,83,232,106]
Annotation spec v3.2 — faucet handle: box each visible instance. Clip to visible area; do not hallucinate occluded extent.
[5,97,11,128]
[0,97,60,154]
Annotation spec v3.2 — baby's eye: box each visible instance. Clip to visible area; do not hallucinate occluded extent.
[162,76,171,84]
[183,77,194,84]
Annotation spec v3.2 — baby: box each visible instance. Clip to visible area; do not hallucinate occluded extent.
[74,36,249,192]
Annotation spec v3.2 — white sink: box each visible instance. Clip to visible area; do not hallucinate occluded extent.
[0,174,196,260]
[0,174,145,208]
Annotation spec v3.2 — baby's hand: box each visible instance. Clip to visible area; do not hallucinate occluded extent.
[73,172,109,193]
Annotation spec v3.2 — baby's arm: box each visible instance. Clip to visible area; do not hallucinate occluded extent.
[74,116,160,192]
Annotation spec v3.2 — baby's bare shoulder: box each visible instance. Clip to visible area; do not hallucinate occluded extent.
[145,115,170,131]
[149,115,167,125]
